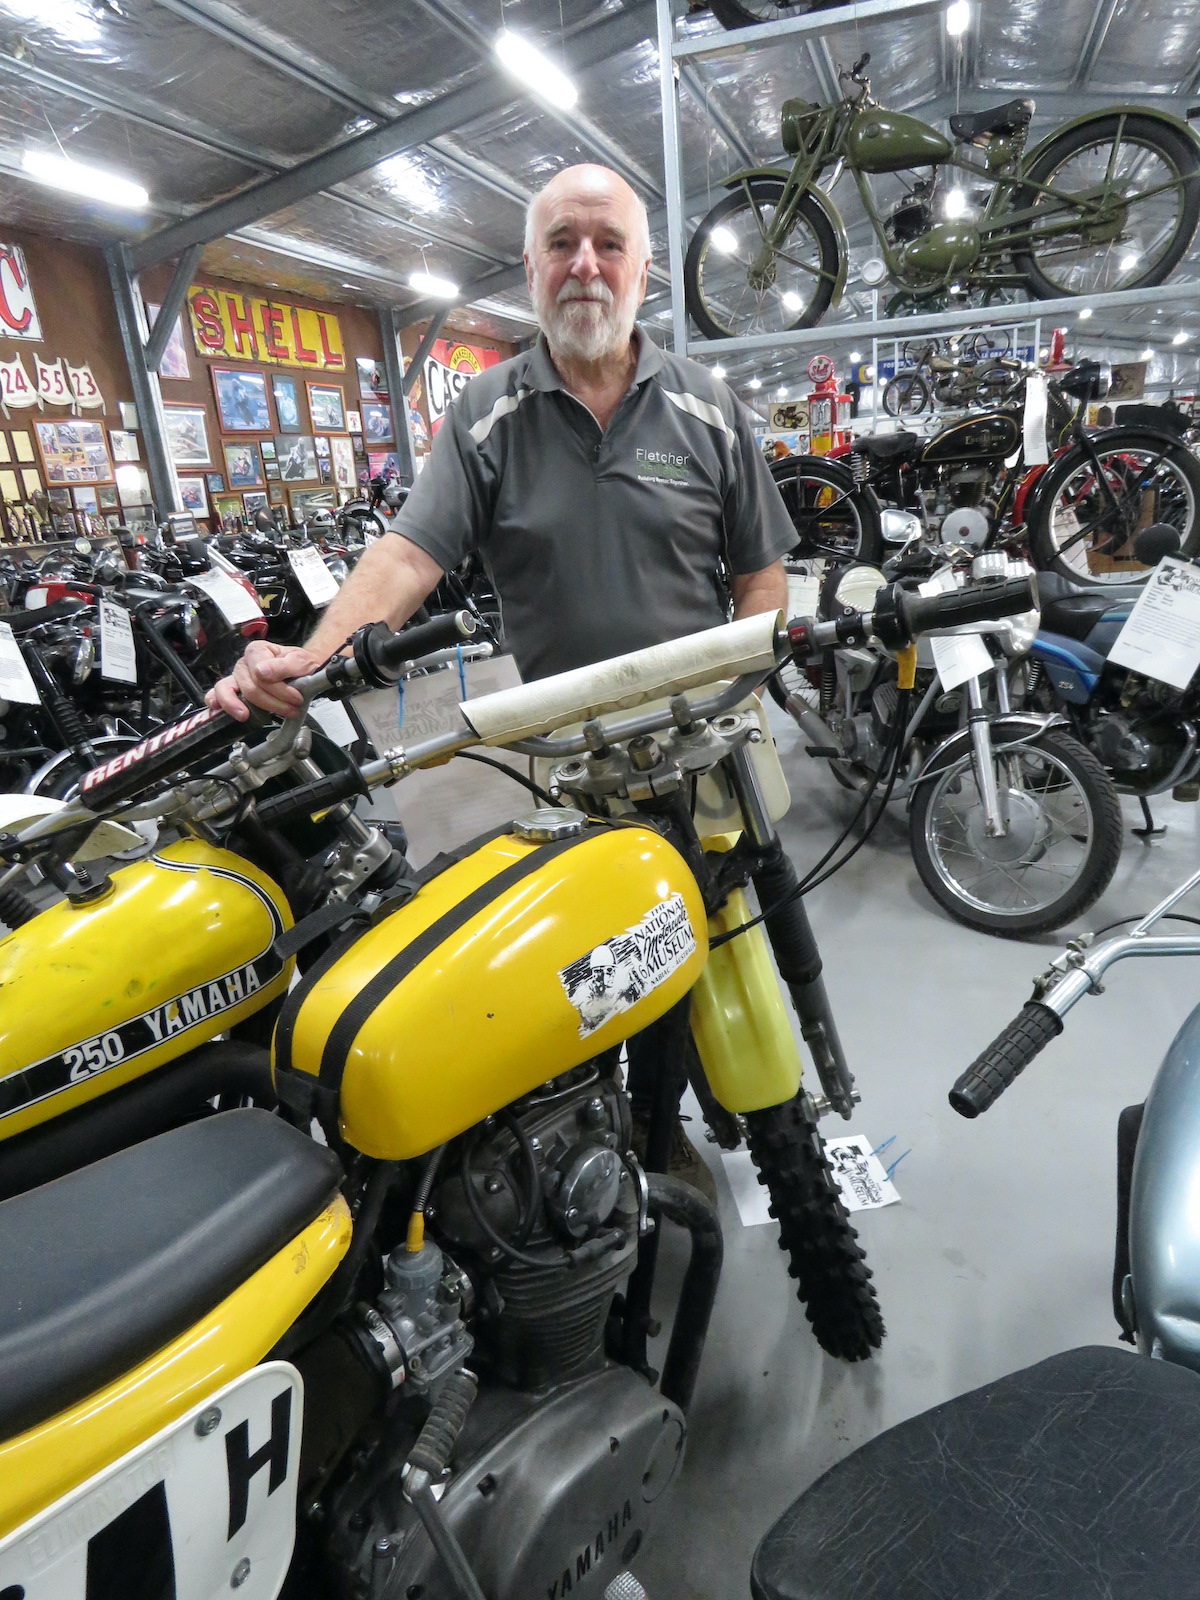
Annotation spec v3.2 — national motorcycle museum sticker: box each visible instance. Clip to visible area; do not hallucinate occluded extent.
[559,893,697,1038]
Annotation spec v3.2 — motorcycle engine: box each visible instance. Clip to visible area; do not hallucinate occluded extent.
[885,177,935,244]
[936,467,997,550]
[328,1063,684,1600]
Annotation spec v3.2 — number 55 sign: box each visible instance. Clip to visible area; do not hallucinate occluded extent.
[0,245,42,342]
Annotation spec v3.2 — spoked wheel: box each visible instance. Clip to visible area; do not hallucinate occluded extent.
[1028,428,1200,585]
[1013,113,1200,298]
[909,729,1122,937]
[883,372,931,418]
[745,1094,885,1361]
[769,455,884,566]
[685,178,839,339]
[707,0,836,27]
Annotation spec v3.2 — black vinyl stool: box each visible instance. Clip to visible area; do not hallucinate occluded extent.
[752,1346,1200,1600]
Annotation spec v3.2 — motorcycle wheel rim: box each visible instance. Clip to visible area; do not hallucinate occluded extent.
[694,195,826,337]
[1045,446,1195,583]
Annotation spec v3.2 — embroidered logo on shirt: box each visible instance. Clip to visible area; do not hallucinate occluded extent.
[634,446,693,486]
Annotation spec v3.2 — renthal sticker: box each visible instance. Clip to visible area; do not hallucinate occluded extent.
[559,893,697,1038]
[80,707,223,794]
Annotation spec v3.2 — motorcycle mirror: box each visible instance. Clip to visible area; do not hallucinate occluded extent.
[1134,523,1182,565]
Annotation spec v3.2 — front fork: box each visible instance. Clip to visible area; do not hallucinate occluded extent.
[966,669,1019,838]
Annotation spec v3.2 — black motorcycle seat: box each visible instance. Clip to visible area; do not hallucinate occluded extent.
[0,598,89,633]
[0,1110,340,1442]
[1035,570,1144,641]
[851,432,921,464]
[949,97,1034,143]
[751,1346,1200,1600]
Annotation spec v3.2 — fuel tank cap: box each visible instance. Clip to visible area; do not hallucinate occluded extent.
[512,807,587,842]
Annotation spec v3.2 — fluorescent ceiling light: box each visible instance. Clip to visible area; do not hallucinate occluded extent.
[22,149,148,209]
[747,377,762,390]
[494,30,578,110]
[1,0,100,41]
[408,269,459,299]
[781,290,803,311]
[710,225,738,255]
[775,386,788,400]
[1141,348,1155,360]
[943,187,968,220]
[711,364,726,379]
[848,349,862,362]
[1078,307,1093,320]
[1173,330,1189,345]
[945,1,970,36]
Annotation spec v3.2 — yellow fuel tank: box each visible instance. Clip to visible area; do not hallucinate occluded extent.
[0,840,293,1140]
[276,821,708,1159]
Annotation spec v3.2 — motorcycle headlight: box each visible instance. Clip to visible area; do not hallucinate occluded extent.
[72,634,95,685]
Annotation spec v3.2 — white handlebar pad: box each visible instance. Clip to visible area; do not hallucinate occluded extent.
[461,611,783,745]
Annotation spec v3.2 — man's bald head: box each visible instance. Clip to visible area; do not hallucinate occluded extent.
[524,164,651,263]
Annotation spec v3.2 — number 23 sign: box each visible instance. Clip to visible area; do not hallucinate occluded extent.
[0,245,42,342]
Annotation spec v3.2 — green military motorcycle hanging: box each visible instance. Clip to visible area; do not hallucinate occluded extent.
[684,54,1200,338]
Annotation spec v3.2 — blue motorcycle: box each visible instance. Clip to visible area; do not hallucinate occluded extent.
[1020,525,1200,837]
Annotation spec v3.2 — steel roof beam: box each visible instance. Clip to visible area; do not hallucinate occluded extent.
[1070,0,1123,91]
[426,137,533,208]
[127,0,655,272]
[806,38,842,106]
[143,242,204,371]
[323,187,512,268]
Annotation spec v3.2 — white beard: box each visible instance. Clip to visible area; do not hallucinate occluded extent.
[532,274,640,362]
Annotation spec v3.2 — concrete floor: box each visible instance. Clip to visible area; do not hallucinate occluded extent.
[387,700,1200,1599]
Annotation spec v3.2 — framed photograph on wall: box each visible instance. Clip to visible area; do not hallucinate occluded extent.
[275,435,317,481]
[205,472,225,493]
[34,419,115,485]
[362,402,393,444]
[367,449,400,479]
[307,383,346,432]
[330,434,356,490]
[177,476,209,515]
[163,404,211,468]
[243,490,269,517]
[212,492,245,530]
[290,487,337,520]
[109,430,140,463]
[272,375,301,432]
[97,485,119,509]
[147,303,190,380]
[222,440,264,489]
[212,367,272,432]
[268,483,284,505]
[356,357,387,399]
[346,409,362,435]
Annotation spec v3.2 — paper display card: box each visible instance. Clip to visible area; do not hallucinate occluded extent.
[307,696,357,747]
[1022,370,1050,466]
[919,572,993,690]
[99,600,138,684]
[188,566,263,626]
[0,621,40,704]
[287,544,340,607]
[823,1135,901,1211]
[1108,556,1200,689]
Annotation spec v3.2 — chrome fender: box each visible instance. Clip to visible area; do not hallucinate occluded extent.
[905,711,1065,810]
[1129,1001,1200,1370]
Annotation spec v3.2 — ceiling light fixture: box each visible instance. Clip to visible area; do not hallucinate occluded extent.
[943,187,968,220]
[711,364,726,379]
[747,377,762,390]
[494,30,579,111]
[775,385,788,400]
[1173,330,1189,345]
[408,269,459,299]
[710,225,738,255]
[22,149,148,209]
[945,0,971,36]
[848,349,862,362]
[1078,307,1093,320]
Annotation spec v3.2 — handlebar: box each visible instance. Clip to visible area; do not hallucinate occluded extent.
[948,1002,1064,1117]
[352,608,478,686]
[253,765,368,827]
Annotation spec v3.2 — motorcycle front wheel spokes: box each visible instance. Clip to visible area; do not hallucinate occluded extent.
[909,731,1122,937]
[685,179,838,339]
[1014,114,1200,298]
[1031,437,1200,585]
[883,373,930,418]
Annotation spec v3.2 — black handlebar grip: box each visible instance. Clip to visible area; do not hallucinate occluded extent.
[77,705,244,812]
[254,766,367,827]
[355,609,478,685]
[853,51,871,72]
[873,575,1036,649]
[949,1001,1064,1118]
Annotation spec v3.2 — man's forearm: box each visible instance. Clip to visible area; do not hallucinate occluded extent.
[305,533,445,658]
[731,559,787,621]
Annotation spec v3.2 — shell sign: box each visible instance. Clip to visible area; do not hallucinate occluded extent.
[187,285,346,371]
[425,338,501,435]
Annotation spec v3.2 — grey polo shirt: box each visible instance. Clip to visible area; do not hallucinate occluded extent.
[391,329,796,682]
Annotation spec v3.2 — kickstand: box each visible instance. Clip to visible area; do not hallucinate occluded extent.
[1132,796,1166,841]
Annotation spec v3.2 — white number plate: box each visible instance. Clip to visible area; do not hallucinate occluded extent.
[0,1363,302,1599]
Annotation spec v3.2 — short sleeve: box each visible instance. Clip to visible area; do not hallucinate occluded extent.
[721,398,798,573]
[389,398,496,571]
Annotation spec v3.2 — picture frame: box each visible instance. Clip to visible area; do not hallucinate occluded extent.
[362,402,393,444]
[290,487,336,520]
[350,433,365,455]
[212,492,245,531]
[242,490,269,517]
[177,476,209,515]
[205,472,225,493]
[0,467,21,503]
[34,419,115,486]
[109,430,140,463]
[259,439,277,462]
[271,375,301,432]
[147,303,190,380]
[330,434,356,490]
[346,409,362,435]
[97,485,119,509]
[367,449,401,480]
[0,435,9,465]
[11,430,34,463]
[20,467,41,496]
[222,440,264,489]
[313,434,331,460]
[275,434,317,481]
[72,485,99,514]
[307,382,346,432]
[268,483,284,505]
[263,461,281,481]
[115,464,152,505]
[162,404,211,468]
[212,367,271,432]
[118,401,139,431]
[356,356,388,399]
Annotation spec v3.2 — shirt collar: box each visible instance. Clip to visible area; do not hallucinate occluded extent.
[529,324,665,393]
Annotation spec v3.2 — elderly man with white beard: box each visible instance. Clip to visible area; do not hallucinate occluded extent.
[208,165,797,1192]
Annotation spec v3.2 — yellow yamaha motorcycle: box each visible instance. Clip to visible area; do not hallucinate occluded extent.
[0,576,1030,1597]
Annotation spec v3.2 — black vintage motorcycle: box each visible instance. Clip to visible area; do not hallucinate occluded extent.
[685,53,1200,337]
[774,362,1200,586]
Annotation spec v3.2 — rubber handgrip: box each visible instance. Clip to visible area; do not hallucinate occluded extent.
[902,575,1036,638]
[254,766,366,826]
[359,609,478,682]
[949,1001,1063,1118]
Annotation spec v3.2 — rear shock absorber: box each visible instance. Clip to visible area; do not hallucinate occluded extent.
[22,644,98,769]
[0,883,38,928]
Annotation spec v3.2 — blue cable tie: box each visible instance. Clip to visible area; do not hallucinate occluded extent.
[456,643,467,701]
[885,1149,911,1182]
[869,1135,896,1159]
